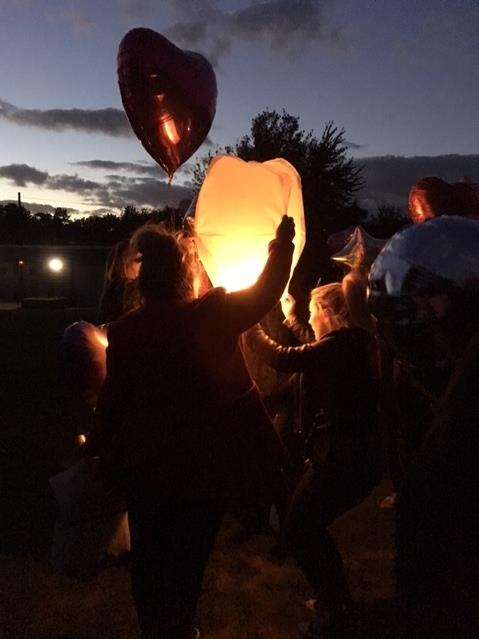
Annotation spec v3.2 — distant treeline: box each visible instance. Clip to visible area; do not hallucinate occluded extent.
[0,198,409,248]
[0,203,186,246]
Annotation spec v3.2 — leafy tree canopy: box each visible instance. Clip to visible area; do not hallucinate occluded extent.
[194,109,365,234]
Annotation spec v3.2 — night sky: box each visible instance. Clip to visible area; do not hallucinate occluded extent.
[0,0,478,213]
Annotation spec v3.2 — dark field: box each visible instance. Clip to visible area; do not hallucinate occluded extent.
[1,308,396,638]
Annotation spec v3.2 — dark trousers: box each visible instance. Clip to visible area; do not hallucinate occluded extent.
[127,485,224,638]
[284,464,375,610]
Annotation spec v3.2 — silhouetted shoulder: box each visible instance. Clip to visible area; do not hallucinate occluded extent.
[324,326,372,356]
[192,287,228,318]
[106,310,142,348]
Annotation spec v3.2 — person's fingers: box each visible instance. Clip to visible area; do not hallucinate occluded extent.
[277,215,295,240]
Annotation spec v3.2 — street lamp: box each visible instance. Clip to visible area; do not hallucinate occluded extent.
[48,257,64,273]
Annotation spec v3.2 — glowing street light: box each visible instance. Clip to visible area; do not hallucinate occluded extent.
[48,257,64,273]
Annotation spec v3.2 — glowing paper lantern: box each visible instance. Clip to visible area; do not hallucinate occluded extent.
[195,156,305,295]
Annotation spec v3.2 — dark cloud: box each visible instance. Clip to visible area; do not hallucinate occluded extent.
[0,163,48,187]
[346,140,366,150]
[46,174,102,193]
[9,153,477,214]
[165,0,219,21]
[231,0,335,49]
[72,160,161,176]
[356,154,479,208]
[119,0,154,19]
[0,162,193,210]
[102,176,192,209]
[165,0,338,66]
[167,20,208,45]
[74,158,193,178]
[0,99,131,137]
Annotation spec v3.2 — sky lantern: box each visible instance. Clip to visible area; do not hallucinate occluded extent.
[195,156,305,295]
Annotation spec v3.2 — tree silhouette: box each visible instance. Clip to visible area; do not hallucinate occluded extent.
[365,203,409,239]
[193,109,364,233]
[0,203,32,244]
[0,202,186,245]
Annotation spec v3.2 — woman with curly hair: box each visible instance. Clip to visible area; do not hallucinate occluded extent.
[96,217,295,639]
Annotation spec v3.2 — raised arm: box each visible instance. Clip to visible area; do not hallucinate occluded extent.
[245,323,337,373]
[224,215,296,335]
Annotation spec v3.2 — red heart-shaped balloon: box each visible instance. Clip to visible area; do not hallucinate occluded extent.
[118,28,217,179]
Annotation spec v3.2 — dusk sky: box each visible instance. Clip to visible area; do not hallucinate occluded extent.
[0,0,478,213]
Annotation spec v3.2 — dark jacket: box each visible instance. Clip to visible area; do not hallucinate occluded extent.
[246,324,381,473]
[98,280,126,324]
[95,238,294,497]
[396,331,479,606]
[98,279,139,324]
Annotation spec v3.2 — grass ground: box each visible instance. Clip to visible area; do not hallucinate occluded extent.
[0,308,396,639]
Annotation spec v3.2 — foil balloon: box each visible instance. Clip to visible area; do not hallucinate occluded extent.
[60,321,108,407]
[370,216,479,294]
[118,28,217,179]
[195,155,305,296]
[331,226,385,270]
[369,216,479,364]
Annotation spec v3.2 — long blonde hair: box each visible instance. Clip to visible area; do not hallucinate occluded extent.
[309,278,376,339]
[309,283,350,339]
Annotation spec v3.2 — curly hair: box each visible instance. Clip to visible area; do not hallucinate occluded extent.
[130,224,198,301]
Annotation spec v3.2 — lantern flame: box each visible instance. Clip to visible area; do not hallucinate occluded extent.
[219,254,265,292]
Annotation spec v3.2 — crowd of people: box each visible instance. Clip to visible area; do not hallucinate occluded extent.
[71,175,479,639]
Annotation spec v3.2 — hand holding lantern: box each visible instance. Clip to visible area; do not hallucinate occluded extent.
[275,215,295,244]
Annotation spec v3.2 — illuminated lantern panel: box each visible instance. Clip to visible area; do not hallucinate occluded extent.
[195,156,306,295]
